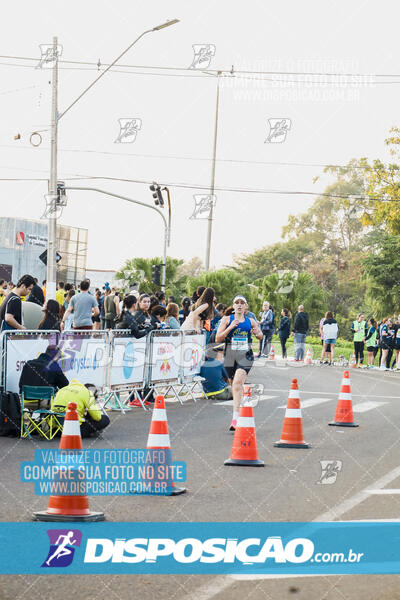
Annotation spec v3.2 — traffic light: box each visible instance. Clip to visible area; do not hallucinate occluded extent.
[152,264,162,286]
[149,182,164,207]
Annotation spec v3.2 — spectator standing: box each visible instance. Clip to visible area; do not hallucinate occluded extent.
[319,315,331,364]
[104,286,120,329]
[42,280,46,300]
[181,287,215,333]
[277,308,291,359]
[321,311,338,365]
[292,305,309,361]
[379,317,392,371]
[365,318,378,368]
[38,299,61,331]
[92,290,102,330]
[179,297,191,325]
[56,282,65,307]
[115,296,147,338]
[0,274,35,331]
[351,313,368,367]
[63,290,75,330]
[133,294,156,334]
[165,303,180,329]
[259,301,275,358]
[151,305,167,328]
[61,280,98,331]
[27,277,44,307]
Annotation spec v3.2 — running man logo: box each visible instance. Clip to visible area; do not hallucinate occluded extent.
[317,460,343,485]
[36,44,63,69]
[41,529,82,568]
[190,195,217,220]
[114,118,142,143]
[264,118,292,143]
[189,44,216,69]
[160,358,171,376]
[276,270,298,294]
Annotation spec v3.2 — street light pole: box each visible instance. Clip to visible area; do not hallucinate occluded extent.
[63,186,169,290]
[205,71,221,271]
[46,36,59,300]
[44,20,179,299]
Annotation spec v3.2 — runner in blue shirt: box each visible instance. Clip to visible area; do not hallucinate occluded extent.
[216,295,262,431]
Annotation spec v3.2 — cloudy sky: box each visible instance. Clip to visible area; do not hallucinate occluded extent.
[0,0,398,271]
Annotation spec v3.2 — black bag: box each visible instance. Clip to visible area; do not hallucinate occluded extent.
[0,391,21,437]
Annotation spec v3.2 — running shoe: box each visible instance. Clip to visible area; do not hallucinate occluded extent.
[229,419,237,432]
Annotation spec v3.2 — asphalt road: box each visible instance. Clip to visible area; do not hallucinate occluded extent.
[1,360,400,599]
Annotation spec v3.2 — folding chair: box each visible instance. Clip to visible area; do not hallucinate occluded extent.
[20,386,64,440]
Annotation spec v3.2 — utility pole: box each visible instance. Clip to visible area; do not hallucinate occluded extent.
[205,71,221,271]
[46,36,59,300]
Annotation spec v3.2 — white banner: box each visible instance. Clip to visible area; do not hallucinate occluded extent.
[182,333,206,378]
[6,335,57,393]
[110,336,146,387]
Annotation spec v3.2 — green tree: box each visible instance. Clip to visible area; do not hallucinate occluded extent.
[116,257,185,297]
[247,272,325,332]
[185,269,247,306]
[362,231,400,317]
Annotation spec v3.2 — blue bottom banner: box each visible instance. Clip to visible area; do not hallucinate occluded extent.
[0,522,399,574]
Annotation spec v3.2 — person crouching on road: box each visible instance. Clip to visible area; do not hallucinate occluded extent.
[51,380,110,438]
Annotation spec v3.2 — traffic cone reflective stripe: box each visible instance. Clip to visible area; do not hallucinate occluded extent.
[146,395,186,495]
[274,378,310,448]
[225,400,264,467]
[34,402,105,522]
[305,348,312,365]
[329,371,358,427]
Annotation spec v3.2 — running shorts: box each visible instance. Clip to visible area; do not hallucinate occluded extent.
[224,348,254,379]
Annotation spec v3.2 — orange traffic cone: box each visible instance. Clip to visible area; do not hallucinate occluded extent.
[243,384,252,402]
[329,371,358,427]
[225,390,264,466]
[350,352,357,368]
[34,402,105,521]
[146,395,186,495]
[305,348,312,365]
[269,345,275,360]
[274,379,310,448]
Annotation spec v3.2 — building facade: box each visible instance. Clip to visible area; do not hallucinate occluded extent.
[0,217,88,285]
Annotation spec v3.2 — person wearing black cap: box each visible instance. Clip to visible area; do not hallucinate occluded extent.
[216,295,262,431]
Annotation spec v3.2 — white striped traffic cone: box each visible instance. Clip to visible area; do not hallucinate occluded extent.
[34,402,105,521]
[329,371,358,427]
[269,345,275,360]
[305,347,312,365]
[146,395,186,495]
[274,378,310,448]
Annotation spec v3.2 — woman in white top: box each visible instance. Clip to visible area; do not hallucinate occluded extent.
[181,287,215,333]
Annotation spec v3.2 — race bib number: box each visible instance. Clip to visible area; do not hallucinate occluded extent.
[231,336,249,351]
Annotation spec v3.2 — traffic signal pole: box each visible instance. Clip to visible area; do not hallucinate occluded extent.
[63,186,170,290]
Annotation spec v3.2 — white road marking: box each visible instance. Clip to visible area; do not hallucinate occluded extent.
[278,397,333,409]
[366,489,400,495]
[194,464,400,597]
[213,395,277,406]
[352,401,387,413]
[262,388,399,399]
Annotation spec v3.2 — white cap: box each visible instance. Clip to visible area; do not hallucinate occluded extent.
[233,295,247,304]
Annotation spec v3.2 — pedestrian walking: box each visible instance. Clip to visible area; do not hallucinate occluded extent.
[292,305,309,361]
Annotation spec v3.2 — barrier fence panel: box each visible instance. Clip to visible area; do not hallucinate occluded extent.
[180,331,207,401]
[0,328,207,405]
[103,330,148,412]
[3,331,59,394]
[57,330,109,389]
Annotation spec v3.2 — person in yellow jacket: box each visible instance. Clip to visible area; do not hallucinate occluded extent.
[51,380,110,438]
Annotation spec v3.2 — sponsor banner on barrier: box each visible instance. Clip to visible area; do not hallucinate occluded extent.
[110,336,146,386]
[182,333,205,377]
[151,333,181,381]
[0,522,399,574]
[20,449,186,496]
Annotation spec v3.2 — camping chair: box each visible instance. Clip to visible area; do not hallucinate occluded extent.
[20,386,64,440]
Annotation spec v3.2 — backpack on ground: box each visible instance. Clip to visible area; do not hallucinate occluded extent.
[0,391,21,437]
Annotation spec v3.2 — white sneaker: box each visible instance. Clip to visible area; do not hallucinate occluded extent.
[379,365,386,371]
